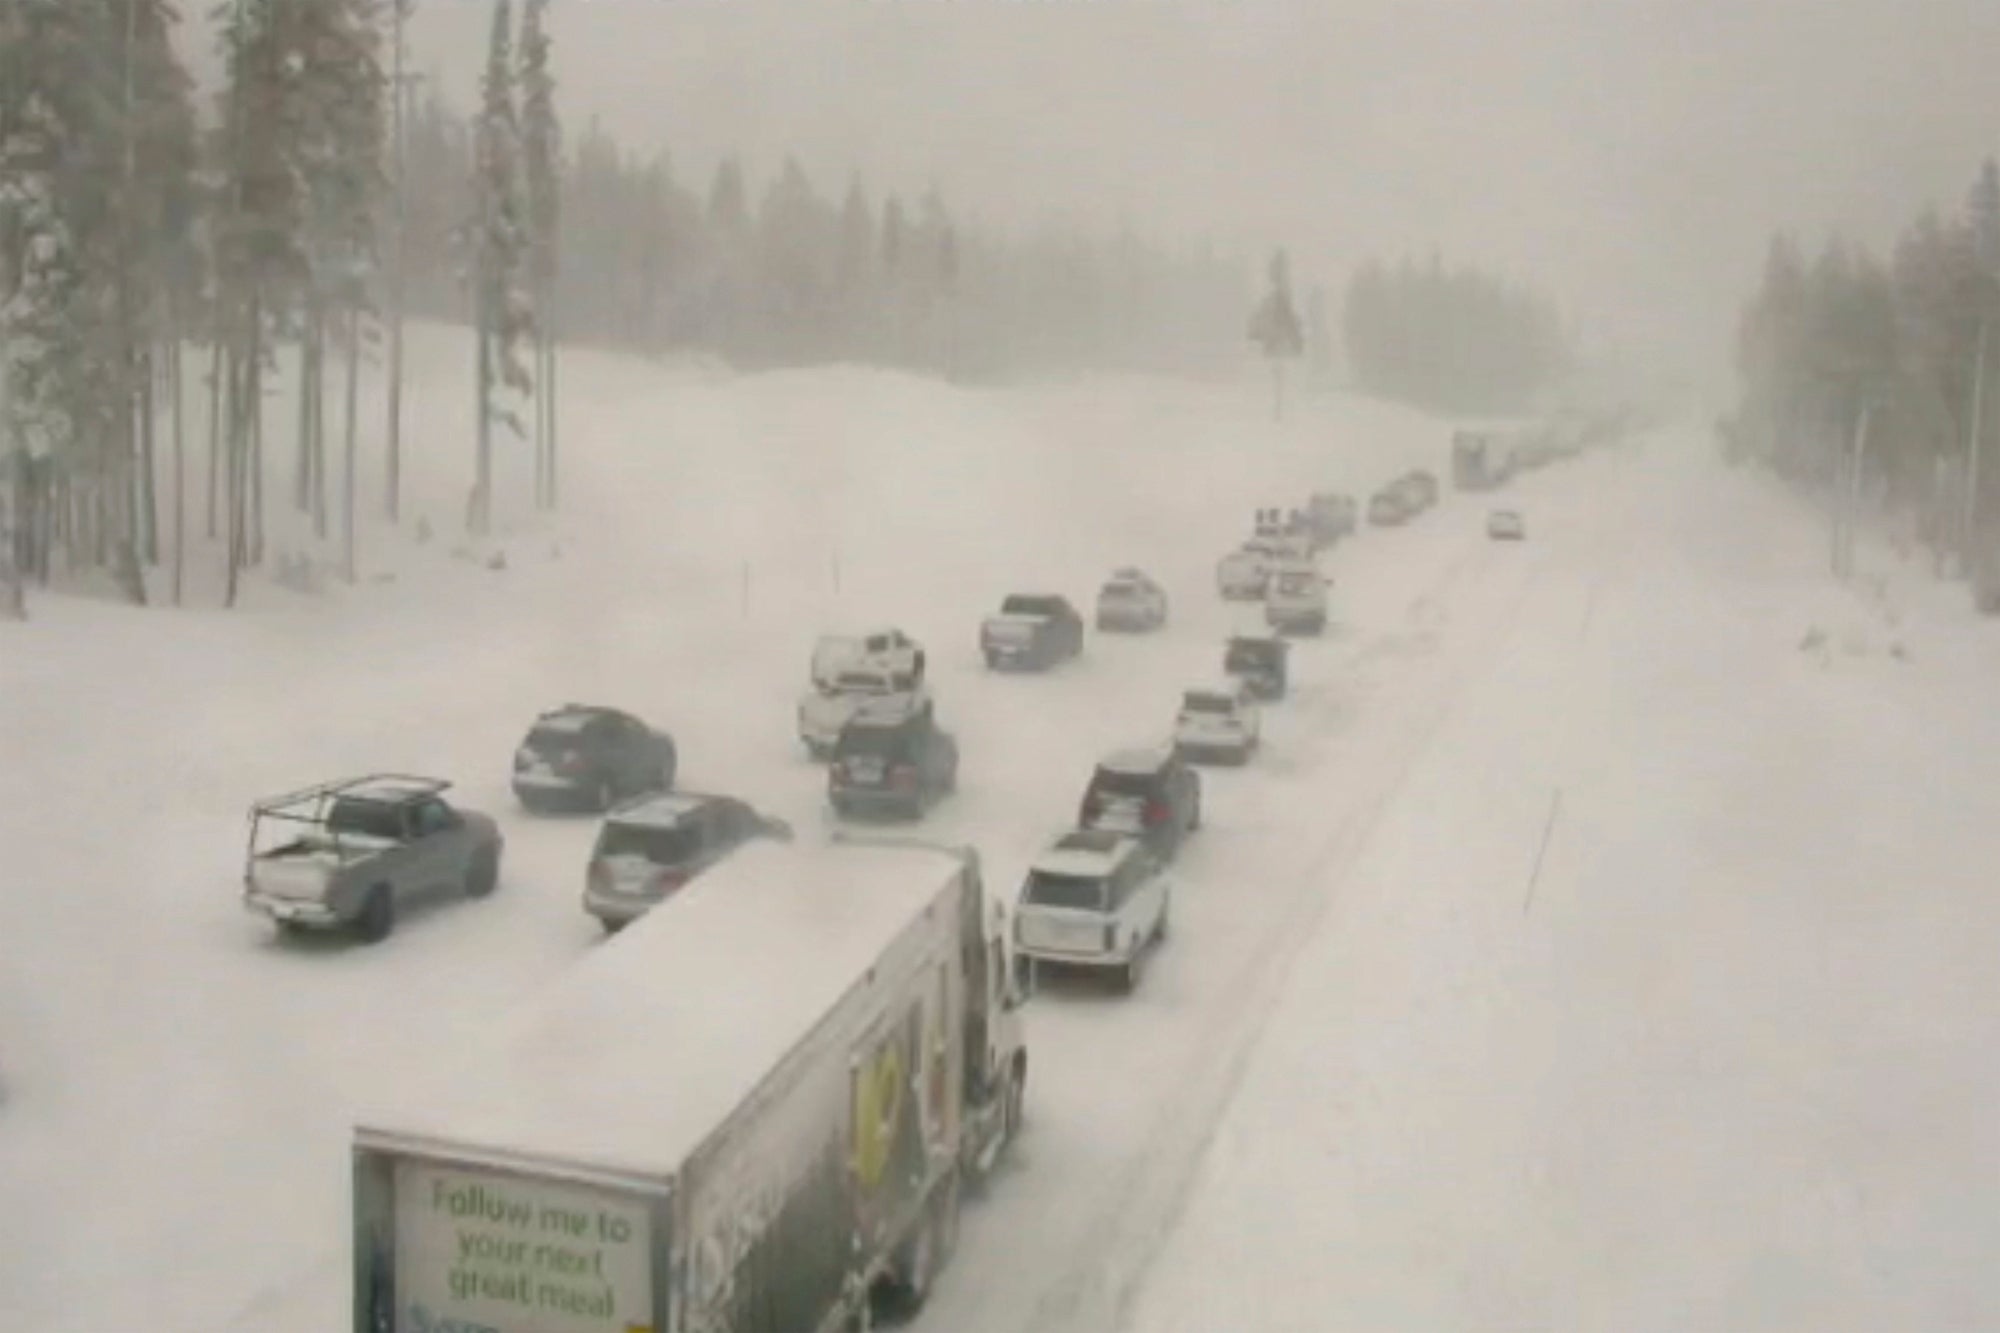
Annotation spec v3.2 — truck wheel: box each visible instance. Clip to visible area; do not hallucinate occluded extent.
[885,1197,944,1315]
[356,886,394,944]
[463,848,499,898]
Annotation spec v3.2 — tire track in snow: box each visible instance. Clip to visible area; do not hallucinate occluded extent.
[1017,551,1554,1333]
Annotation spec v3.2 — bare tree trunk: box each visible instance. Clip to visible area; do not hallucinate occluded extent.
[311,312,329,541]
[205,338,222,538]
[545,328,558,510]
[387,7,408,525]
[342,307,360,581]
[250,341,265,566]
[138,347,159,563]
[172,339,186,605]
[474,317,492,536]
[295,316,313,512]
[1,451,25,620]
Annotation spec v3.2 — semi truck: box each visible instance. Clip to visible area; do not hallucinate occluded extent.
[350,834,1029,1333]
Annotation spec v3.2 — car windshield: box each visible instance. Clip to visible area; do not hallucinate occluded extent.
[1275,573,1315,595]
[1024,870,1108,911]
[835,671,897,693]
[594,821,698,866]
[1184,692,1234,714]
[1101,581,1142,598]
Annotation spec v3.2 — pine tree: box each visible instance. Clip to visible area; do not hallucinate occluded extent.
[1248,248,1305,419]
[466,0,531,536]
[517,0,560,509]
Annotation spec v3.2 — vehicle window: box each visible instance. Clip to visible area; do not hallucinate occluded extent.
[1024,871,1107,912]
[326,798,407,841]
[1000,595,1060,616]
[595,821,700,866]
[836,671,895,693]
[411,799,455,837]
[1090,767,1161,799]
[1183,693,1234,714]
[1275,572,1316,596]
[524,724,581,756]
[835,723,906,758]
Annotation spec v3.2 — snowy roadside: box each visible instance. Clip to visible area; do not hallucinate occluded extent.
[1124,435,2000,1331]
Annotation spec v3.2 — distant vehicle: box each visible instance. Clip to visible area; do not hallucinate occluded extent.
[829,698,961,820]
[1487,508,1526,541]
[1367,487,1409,526]
[1452,430,1507,490]
[981,592,1085,670]
[352,836,1027,1333]
[811,627,922,692]
[1305,491,1358,545]
[1263,561,1330,635]
[1216,542,1273,599]
[1095,567,1170,632]
[1173,679,1262,765]
[1014,829,1173,993]
[1077,745,1201,863]
[583,791,794,932]
[512,703,677,813]
[1253,506,1285,537]
[244,775,503,942]
[1224,633,1291,701]
[1401,469,1440,509]
[798,663,929,760]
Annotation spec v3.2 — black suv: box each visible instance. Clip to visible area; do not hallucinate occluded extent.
[1077,745,1201,862]
[828,699,960,820]
[511,704,678,813]
[583,791,792,932]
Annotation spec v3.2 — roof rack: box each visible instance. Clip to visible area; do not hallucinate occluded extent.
[250,773,451,820]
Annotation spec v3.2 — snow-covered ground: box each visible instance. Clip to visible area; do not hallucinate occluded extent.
[1123,447,2000,1332]
[2,325,1994,1332]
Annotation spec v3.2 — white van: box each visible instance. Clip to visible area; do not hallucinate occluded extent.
[1263,561,1329,634]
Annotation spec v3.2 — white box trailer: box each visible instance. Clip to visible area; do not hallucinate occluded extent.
[351,835,1027,1333]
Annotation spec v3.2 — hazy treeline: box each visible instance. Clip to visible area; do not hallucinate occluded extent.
[396,94,1253,381]
[1729,159,2000,554]
[1341,256,1570,415]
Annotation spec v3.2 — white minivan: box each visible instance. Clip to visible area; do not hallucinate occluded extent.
[1013,829,1171,993]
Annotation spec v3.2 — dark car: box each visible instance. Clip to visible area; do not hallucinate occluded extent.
[1224,634,1291,700]
[1077,745,1201,863]
[981,593,1086,670]
[583,791,792,932]
[828,698,960,820]
[511,703,678,813]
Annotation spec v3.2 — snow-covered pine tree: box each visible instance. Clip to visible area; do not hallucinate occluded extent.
[466,0,531,536]
[517,0,560,509]
[2,0,130,596]
[212,0,309,603]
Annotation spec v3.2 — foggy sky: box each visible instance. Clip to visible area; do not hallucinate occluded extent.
[219,1,2000,392]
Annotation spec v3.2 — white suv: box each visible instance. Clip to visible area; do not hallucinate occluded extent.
[1263,561,1329,634]
[1173,678,1261,765]
[1014,830,1171,992]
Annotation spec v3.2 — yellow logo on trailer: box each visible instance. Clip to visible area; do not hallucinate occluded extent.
[852,1037,905,1191]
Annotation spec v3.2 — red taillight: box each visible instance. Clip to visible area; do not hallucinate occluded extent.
[653,868,689,894]
[588,861,611,892]
[890,764,917,789]
[1144,799,1169,825]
